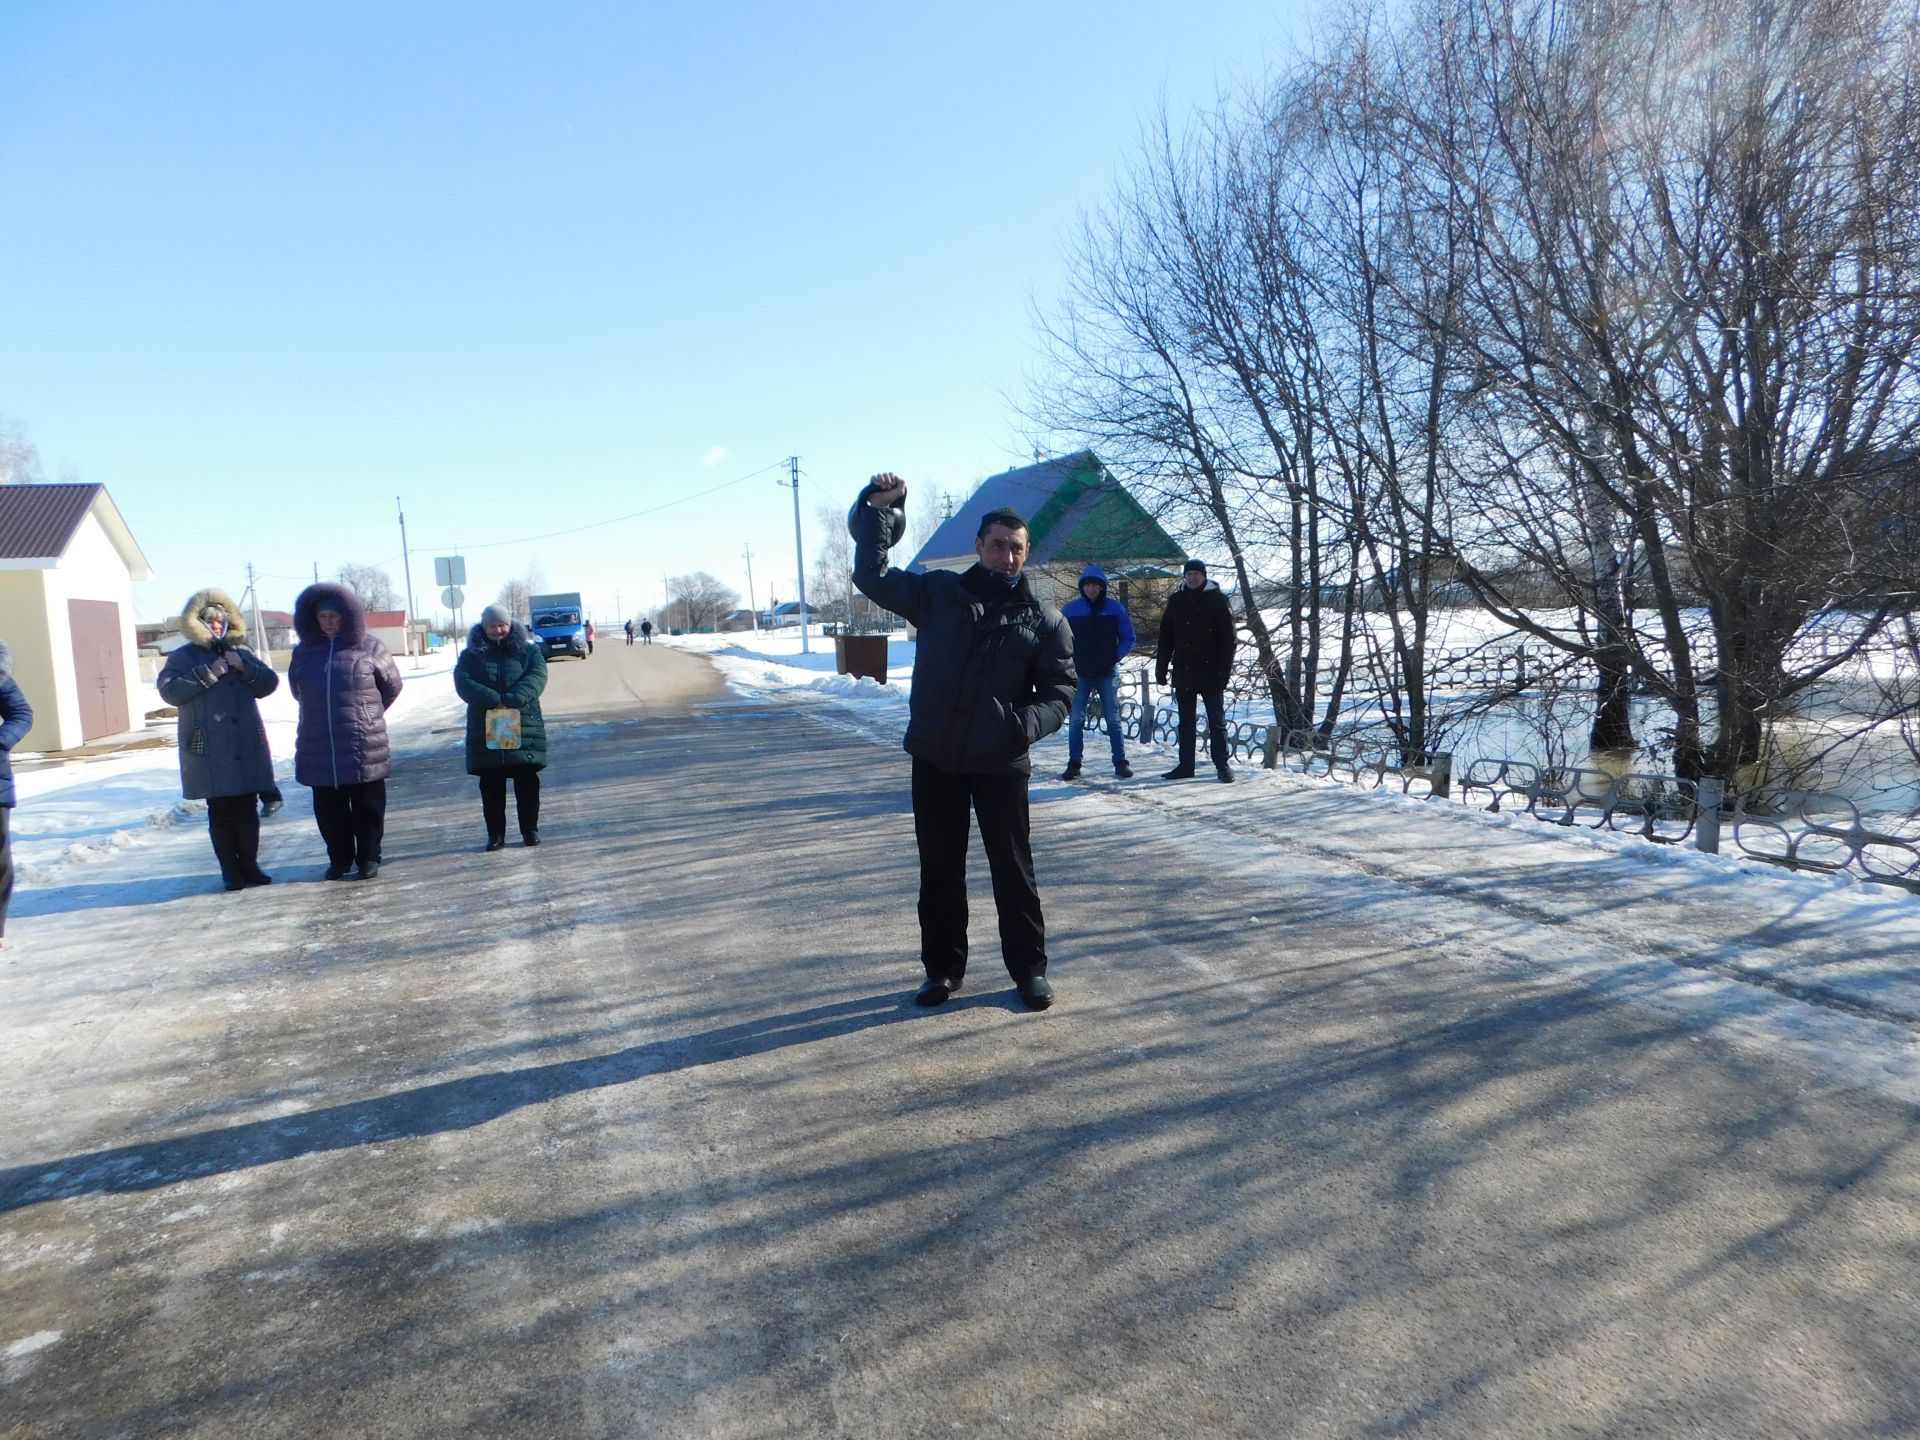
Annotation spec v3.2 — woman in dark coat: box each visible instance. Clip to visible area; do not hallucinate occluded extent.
[0,637,34,949]
[453,603,549,850]
[156,588,281,889]
[288,582,404,880]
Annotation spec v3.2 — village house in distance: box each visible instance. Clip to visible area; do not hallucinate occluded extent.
[0,482,152,752]
[910,451,1186,621]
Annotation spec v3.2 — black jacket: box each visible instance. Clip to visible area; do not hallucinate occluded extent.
[1155,580,1238,693]
[849,486,1075,776]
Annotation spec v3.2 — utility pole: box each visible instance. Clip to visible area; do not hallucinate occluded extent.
[615,590,622,626]
[244,562,270,659]
[396,497,420,665]
[781,455,810,653]
[742,544,758,630]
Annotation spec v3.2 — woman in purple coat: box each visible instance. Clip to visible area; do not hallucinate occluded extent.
[288,583,403,880]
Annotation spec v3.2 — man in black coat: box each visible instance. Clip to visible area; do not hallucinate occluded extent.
[1155,558,1239,782]
[850,473,1076,1010]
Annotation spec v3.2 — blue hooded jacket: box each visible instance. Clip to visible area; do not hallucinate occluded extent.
[0,638,34,808]
[1059,565,1136,680]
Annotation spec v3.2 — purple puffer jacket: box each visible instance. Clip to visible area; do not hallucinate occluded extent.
[287,583,403,789]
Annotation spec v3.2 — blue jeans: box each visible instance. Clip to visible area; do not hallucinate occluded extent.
[1067,672,1127,764]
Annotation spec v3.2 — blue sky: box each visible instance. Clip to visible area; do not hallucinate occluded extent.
[1,1,1309,624]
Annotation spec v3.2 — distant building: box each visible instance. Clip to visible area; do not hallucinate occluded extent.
[766,601,820,628]
[366,609,412,656]
[910,450,1187,616]
[0,483,153,751]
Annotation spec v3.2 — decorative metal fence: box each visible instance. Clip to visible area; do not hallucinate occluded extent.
[1086,670,1920,895]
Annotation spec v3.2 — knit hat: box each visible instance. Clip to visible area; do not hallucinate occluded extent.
[480,603,512,626]
[1183,559,1207,573]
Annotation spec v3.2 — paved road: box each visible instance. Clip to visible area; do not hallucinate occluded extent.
[3,641,1917,1438]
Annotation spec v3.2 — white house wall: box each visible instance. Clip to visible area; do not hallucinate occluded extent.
[0,570,62,751]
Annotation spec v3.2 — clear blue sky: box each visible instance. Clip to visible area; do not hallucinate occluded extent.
[1,1,1309,625]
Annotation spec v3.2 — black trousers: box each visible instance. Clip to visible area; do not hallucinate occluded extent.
[311,779,388,868]
[205,793,262,882]
[0,805,13,939]
[1176,688,1230,772]
[911,758,1045,983]
[479,768,541,839]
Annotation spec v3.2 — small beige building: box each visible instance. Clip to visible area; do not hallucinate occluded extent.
[0,483,153,752]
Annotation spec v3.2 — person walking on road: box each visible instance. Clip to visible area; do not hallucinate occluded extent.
[156,589,281,889]
[288,583,404,881]
[624,619,635,646]
[850,474,1076,1010]
[454,603,549,850]
[0,638,33,950]
[585,619,596,655]
[640,619,653,645]
[1059,563,1136,780]
[1156,559,1239,783]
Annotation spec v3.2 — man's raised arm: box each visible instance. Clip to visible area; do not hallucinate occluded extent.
[848,472,925,626]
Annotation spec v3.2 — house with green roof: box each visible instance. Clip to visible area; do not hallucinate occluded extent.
[910,451,1186,612]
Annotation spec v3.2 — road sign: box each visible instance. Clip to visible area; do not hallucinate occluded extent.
[434,556,467,586]
[442,586,464,608]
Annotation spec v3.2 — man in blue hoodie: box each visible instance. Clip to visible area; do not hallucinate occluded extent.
[1059,564,1137,780]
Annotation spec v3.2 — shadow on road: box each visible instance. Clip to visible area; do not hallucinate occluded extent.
[0,991,939,1213]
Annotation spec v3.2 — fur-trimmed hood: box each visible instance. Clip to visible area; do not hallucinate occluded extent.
[180,588,248,649]
[467,619,532,651]
[0,637,12,683]
[293,582,369,646]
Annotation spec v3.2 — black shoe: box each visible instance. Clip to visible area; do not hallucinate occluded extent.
[1217,767,1235,783]
[915,975,964,1007]
[324,864,351,881]
[485,836,507,852]
[1114,760,1133,778]
[1162,766,1195,780]
[522,831,541,847]
[358,861,380,881]
[222,875,247,892]
[1016,975,1054,1010]
[1060,760,1082,781]
[244,867,273,886]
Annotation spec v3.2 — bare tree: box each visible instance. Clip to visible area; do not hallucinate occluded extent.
[496,578,531,622]
[1392,0,1920,785]
[339,563,400,610]
[664,572,740,631]
[0,421,46,486]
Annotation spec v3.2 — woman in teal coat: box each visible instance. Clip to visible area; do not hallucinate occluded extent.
[453,604,549,850]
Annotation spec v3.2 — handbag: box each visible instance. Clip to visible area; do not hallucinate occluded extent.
[483,706,522,750]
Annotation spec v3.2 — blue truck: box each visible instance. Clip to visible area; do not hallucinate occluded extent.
[529,592,591,660]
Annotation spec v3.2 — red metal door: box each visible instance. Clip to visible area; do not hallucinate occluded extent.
[68,599,130,741]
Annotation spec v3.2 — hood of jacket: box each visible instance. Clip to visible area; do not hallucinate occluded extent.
[467,619,533,650]
[293,582,369,646]
[1077,563,1111,603]
[180,588,248,649]
[0,637,12,683]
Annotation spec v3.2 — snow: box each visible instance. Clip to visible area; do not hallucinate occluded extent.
[663,629,1920,1102]
[9,648,464,889]
[6,628,1917,1104]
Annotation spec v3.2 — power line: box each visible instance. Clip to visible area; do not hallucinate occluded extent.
[409,460,790,553]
